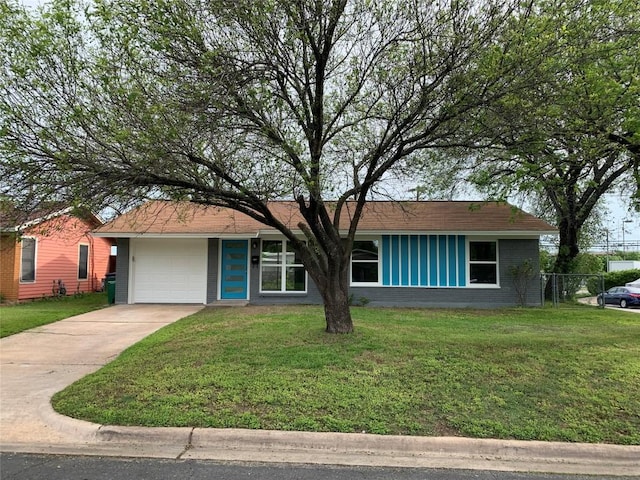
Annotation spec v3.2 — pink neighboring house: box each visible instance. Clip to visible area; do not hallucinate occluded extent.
[0,207,114,302]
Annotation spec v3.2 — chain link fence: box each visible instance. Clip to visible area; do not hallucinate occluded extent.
[540,273,606,308]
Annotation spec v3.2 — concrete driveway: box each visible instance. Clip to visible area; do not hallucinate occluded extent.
[0,304,202,447]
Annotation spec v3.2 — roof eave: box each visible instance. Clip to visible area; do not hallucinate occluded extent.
[92,232,261,238]
[93,229,558,238]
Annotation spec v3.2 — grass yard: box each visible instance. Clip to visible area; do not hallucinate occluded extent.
[0,293,109,338]
[52,305,640,445]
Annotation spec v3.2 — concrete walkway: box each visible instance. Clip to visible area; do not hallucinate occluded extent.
[1,305,639,476]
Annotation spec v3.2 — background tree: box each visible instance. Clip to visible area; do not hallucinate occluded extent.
[1,0,554,332]
[417,0,639,275]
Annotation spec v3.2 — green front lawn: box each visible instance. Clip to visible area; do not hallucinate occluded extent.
[52,305,640,444]
[0,293,109,338]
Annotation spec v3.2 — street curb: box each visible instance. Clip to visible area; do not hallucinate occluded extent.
[35,424,638,476]
[188,428,640,475]
[3,420,639,475]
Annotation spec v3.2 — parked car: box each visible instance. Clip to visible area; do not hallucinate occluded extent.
[597,286,640,308]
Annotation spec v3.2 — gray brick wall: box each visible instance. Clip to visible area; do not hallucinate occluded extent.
[247,238,542,308]
[250,282,324,305]
[114,238,129,304]
[206,239,219,303]
[498,238,541,306]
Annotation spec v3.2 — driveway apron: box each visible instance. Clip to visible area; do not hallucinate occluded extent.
[0,305,202,447]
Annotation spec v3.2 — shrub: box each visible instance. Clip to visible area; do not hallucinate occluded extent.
[574,253,604,274]
[509,259,536,306]
[586,269,640,295]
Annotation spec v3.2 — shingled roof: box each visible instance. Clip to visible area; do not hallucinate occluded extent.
[1,204,103,233]
[94,200,556,237]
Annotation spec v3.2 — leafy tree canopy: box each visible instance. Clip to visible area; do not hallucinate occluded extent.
[1,0,566,331]
[415,0,640,274]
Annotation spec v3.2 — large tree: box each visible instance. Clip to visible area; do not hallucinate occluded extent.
[1,0,552,332]
[420,0,640,274]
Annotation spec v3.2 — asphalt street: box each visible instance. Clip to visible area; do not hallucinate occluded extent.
[1,453,634,480]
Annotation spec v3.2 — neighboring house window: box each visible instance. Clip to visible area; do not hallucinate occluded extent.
[78,244,89,280]
[20,237,36,282]
[351,240,379,284]
[469,241,498,285]
[260,240,306,292]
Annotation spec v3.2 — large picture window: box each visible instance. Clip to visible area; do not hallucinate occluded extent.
[351,240,379,284]
[20,237,36,282]
[260,240,306,292]
[78,244,89,280]
[469,241,498,285]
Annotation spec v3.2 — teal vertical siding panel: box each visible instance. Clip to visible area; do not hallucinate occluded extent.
[438,236,447,286]
[419,235,428,286]
[448,235,457,286]
[391,235,400,286]
[457,236,466,287]
[429,235,438,286]
[377,234,466,289]
[382,235,391,286]
[400,236,409,285]
[410,235,419,286]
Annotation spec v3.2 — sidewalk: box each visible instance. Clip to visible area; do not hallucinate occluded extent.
[1,305,639,476]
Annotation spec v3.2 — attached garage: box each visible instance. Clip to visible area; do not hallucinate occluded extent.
[129,238,207,304]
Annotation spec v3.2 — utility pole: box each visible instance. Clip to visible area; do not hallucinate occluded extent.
[605,229,610,272]
[622,219,632,254]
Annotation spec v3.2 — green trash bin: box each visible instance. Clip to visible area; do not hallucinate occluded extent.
[107,280,116,304]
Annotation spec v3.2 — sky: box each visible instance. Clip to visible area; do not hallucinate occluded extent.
[600,193,639,251]
[14,0,640,252]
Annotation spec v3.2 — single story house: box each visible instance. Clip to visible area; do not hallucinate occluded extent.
[93,200,556,308]
[0,207,114,302]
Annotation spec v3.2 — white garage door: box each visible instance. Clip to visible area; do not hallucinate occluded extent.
[131,238,207,304]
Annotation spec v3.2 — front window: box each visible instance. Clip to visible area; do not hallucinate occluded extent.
[78,244,89,280]
[469,241,498,285]
[260,240,306,292]
[20,237,36,282]
[351,240,379,284]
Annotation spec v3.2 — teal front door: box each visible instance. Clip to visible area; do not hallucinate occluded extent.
[220,240,249,299]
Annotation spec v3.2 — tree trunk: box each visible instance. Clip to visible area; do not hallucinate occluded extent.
[309,256,354,334]
[553,218,581,274]
[544,217,582,299]
[322,286,354,333]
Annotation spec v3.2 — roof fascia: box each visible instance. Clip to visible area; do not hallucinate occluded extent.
[8,206,105,232]
[13,207,74,231]
[345,230,557,237]
[94,229,557,239]
[92,232,259,239]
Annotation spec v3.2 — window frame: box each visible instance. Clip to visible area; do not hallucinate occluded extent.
[259,239,307,293]
[78,243,90,280]
[350,237,381,286]
[19,236,37,283]
[467,239,499,287]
